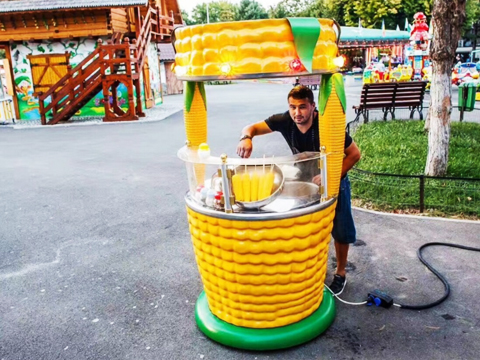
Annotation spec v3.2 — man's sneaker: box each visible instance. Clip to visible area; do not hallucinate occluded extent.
[328,274,347,296]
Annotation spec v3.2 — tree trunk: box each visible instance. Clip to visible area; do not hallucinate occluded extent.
[425,0,467,176]
[424,105,431,131]
[425,71,451,175]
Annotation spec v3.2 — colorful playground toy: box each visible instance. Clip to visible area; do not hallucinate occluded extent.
[363,62,386,83]
[390,64,414,82]
[410,12,430,51]
[173,18,346,350]
[407,12,431,82]
[452,62,480,86]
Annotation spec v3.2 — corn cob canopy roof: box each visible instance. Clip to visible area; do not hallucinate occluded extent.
[173,18,341,81]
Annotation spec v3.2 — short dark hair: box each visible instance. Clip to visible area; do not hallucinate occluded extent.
[288,85,314,104]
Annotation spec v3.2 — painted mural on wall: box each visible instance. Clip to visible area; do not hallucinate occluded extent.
[11,38,151,121]
[148,43,163,105]
[13,39,99,120]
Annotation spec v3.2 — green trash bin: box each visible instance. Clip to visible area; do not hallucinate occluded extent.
[458,82,477,112]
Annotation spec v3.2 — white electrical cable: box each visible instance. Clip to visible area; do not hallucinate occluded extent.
[324,285,368,306]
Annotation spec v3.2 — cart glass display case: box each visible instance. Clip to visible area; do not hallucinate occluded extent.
[178,147,334,216]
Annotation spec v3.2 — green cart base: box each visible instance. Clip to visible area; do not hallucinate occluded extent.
[195,289,336,351]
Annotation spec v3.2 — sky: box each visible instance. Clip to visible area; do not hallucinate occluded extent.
[178,0,280,14]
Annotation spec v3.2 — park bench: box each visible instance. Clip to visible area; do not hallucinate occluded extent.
[352,81,427,123]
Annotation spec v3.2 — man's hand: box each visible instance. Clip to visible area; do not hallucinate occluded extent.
[237,139,253,158]
[312,174,322,186]
[236,121,273,158]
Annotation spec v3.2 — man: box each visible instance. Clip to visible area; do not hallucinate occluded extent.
[236,85,361,295]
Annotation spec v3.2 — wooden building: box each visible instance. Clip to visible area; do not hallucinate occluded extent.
[157,43,182,95]
[0,0,182,124]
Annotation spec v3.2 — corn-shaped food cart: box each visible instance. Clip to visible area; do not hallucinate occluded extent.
[174,18,347,350]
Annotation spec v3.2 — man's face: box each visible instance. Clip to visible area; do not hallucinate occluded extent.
[288,97,315,126]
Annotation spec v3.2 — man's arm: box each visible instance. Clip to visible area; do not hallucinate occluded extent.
[341,141,361,178]
[236,121,273,158]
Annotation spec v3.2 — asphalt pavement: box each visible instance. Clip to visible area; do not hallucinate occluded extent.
[1,82,480,360]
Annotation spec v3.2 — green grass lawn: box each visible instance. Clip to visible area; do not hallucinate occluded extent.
[350,120,480,217]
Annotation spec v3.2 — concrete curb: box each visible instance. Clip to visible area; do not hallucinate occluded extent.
[353,206,480,224]
[8,107,183,130]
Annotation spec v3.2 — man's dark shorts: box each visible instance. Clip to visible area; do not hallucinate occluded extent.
[332,176,356,244]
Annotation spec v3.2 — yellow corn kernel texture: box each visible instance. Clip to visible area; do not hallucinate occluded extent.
[184,82,207,185]
[184,82,207,146]
[174,19,338,78]
[319,77,346,198]
[187,204,336,328]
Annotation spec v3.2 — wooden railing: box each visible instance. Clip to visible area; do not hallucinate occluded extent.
[38,5,174,125]
[135,6,157,71]
[38,45,102,125]
[38,39,138,125]
[112,32,124,44]
[155,11,175,42]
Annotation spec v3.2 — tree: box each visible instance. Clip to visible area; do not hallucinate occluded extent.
[192,3,215,24]
[279,0,310,16]
[191,2,238,24]
[268,0,312,18]
[181,10,196,25]
[394,0,432,30]
[400,0,433,18]
[236,0,268,20]
[191,2,222,24]
[217,1,238,22]
[425,0,467,176]
[467,0,480,58]
[321,0,432,28]
[463,0,480,34]
[298,0,326,18]
[323,0,351,25]
[345,0,402,28]
[268,3,292,18]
